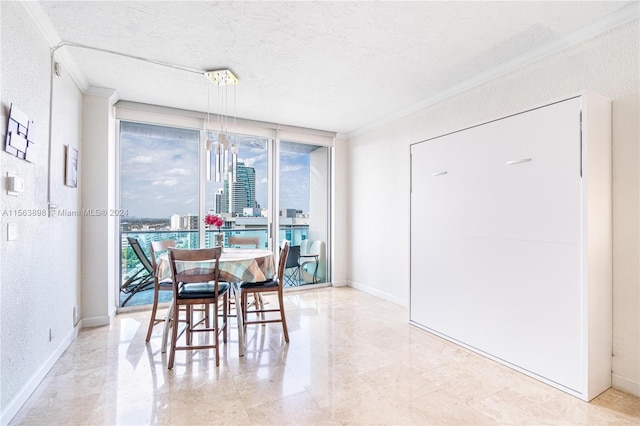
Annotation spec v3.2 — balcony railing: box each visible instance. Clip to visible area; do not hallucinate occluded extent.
[120,226,310,307]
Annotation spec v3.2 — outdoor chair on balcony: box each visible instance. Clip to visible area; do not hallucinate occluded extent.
[121,237,155,307]
[283,245,301,286]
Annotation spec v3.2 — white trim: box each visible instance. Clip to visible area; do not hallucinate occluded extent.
[347,280,408,307]
[349,3,640,138]
[0,326,78,426]
[80,314,112,328]
[20,1,88,92]
[612,374,640,397]
[85,86,119,103]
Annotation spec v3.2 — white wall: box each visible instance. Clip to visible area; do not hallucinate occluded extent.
[347,21,640,396]
[332,135,348,286]
[0,2,83,423]
[80,89,118,328]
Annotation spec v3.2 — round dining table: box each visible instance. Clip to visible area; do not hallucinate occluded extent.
[157,248,275,357]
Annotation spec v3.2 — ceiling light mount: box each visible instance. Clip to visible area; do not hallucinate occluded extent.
[204,69,239,86]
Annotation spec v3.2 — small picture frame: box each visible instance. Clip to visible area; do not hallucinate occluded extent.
[65,145,78,188]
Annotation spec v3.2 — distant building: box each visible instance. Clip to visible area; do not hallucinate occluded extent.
[222,162,259,216]
[182,214,199,230]
[280,209,297,218]
[170,214,181,230]
[242,207,261,217]
[213,189,223,214]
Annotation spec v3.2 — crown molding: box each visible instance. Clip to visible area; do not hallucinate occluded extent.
[85,87,120,104]
[21,1,89,92]
[349,2,640,139]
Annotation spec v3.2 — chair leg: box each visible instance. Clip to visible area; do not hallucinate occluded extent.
[186,305,192,346]
[222,293,229,343]
[241,291,248,331]
[213,303,219,366]
[146,287,160,342]
[168,302,179,369]
[278,291,290,343]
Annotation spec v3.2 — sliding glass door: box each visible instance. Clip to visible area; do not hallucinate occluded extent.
[119,122,200,307]
[279,140,330,287]
[204,131,270,250]
[118,117,332,308]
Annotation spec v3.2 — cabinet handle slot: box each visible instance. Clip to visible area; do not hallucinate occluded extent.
[506,158,532,166]
[432,171,448,177]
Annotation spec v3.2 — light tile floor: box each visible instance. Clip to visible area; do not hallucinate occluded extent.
[10,287,640,425]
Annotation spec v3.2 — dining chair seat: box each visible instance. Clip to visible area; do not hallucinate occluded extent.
[239,280,278,289]
[179,282,229,299]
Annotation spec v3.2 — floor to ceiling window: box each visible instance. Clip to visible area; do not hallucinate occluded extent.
[204,131,270,250]
[119,121,200,307]
[116,105,333,308]
[279,141,330,287]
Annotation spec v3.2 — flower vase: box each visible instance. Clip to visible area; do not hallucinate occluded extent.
[214,232,224,248]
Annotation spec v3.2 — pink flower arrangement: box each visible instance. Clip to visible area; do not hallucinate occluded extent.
[204,214,224,231]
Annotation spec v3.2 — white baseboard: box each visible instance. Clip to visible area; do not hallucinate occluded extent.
[331,280,348,287]
[612,373,640,397]
[347,280,408,307]
[1,326,78,426]
[80,312,113,328]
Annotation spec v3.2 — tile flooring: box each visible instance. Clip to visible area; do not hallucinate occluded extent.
[10,287,640,425]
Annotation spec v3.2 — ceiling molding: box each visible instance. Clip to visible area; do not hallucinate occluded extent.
[21,1,89,92]
[348,2,640,139]
[85,87,120,104]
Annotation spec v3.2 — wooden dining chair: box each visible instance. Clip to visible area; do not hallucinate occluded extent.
[146,239,176,342]
[226,235,261,311]
[239,240,290,343]
[167,247,229,369]
[227,235,260,248]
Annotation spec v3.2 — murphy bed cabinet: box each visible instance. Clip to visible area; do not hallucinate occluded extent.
[409,93,611,401]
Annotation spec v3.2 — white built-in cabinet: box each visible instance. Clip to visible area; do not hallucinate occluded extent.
[409,93,611,401]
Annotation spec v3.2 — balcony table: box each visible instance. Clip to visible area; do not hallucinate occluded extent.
[155,248,275,357]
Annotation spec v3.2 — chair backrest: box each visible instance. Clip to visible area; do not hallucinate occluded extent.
[228,236,260,248]
[309,240,323,256]
[277,240,290,285]
[285,245,300,269]
[168,247,222,284]
[127,237,153,273]
[300,239,312,256]
[150,239,176,275]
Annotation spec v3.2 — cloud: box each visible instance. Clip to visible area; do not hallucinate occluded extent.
[281,164,304,173]
[129,155,153,164]
[166,168,191,176]
[152,178,179,187]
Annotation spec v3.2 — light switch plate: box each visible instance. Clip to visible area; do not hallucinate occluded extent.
[7,223,17,241]
[7,173,24,195]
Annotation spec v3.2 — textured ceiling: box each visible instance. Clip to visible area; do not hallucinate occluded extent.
[33,1,637,134]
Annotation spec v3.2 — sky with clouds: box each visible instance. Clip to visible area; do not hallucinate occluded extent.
[120,123,311,219]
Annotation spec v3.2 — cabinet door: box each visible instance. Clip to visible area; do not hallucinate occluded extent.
[410,97,584,392]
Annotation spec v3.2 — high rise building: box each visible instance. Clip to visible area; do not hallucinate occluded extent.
[213,189,224,214]
[222,162,259,216]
